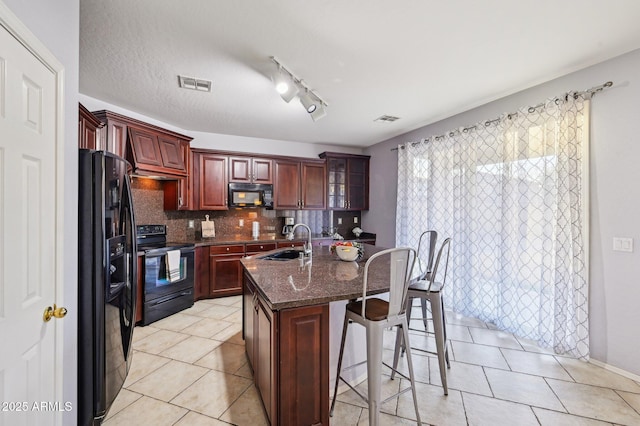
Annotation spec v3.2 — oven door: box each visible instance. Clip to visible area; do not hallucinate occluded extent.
[143,247,195,302]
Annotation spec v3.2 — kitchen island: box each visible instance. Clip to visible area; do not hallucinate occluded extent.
[241,244,388,426]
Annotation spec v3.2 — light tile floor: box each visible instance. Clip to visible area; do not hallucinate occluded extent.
[104,297,640,425]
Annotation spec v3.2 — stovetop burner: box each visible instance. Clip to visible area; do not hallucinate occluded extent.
[136,224,194,253]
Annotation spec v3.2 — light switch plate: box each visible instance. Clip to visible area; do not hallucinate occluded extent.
[354,217,358,224]
[613,237,633,252]
[337,218,342,225]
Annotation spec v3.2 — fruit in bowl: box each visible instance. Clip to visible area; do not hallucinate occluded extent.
[330,241,364,262]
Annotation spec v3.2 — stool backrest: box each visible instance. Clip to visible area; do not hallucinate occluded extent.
[362,247,416,318]
[427,238,452,292]
[416,230,438,280]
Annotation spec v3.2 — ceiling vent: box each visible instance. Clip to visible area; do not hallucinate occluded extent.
[374,115,400,123]
[178,75,212,92]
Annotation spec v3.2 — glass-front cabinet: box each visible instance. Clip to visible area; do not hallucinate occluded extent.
[320,152,370,211]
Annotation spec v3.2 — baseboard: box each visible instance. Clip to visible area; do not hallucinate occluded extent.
[589,358,640,382]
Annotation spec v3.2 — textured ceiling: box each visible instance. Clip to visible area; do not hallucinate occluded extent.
[80,0,640,147]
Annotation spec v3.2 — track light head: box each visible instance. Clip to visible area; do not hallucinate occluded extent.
[310,102,326,121]
[299,90,317,113]
[272,68,298,103]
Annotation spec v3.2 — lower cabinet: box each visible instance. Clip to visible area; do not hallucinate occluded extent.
[243,272,329,426]
[194,246,210,299]
[209,245,245,297]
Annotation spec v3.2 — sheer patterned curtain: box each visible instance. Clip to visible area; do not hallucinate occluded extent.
[396,93,590,359]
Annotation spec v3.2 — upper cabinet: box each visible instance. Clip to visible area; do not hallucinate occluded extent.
[320,152,370,211]
[274,159,326,210]
[78,103,103,150]
[92,110,192,178]
[192,150,228,210]
[128,126,188,176]
[229,156,273,184]
[92,110,129,159]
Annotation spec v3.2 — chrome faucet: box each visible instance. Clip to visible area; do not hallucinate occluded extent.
[288,223,312,257]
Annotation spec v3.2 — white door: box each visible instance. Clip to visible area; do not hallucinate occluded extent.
[0,5,65,426]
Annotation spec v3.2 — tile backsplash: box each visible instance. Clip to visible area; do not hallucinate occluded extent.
[131,178,362,241]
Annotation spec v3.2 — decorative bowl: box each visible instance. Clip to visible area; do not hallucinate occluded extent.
[331,241,364,262]
[335,245,359,261]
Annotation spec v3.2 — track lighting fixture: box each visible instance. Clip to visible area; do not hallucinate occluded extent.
[270,56,328,121]
[299,89,317,113]
[272,66,299,103]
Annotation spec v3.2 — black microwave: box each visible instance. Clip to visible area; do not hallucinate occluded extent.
[228,183,274,209]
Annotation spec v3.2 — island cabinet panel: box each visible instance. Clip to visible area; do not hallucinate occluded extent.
[209,245,244,297]
[279,304,329,426]
[243,271,330,426]
[257,299,277,424]
[243,277,256,367]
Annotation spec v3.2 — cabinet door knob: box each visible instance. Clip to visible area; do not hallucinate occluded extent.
[226,247,230,251]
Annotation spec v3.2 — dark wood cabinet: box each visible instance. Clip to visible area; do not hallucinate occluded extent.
[93,110,192,176]
[256,298,277,424]
[194,246,210,299]
[78,103,103,150]
[128,127,188,176]
[245,242,277,255]
[229,156,273,184]
[209,244,244,297]
[279,304,329,426]
[276,241,305,249]
[193,151,228,210]
[164,149,193,210]
[274,160,326,209]
[320,152,370,210]
[301,161,327,209]
[93,110,129,159]
[243,272,330,426]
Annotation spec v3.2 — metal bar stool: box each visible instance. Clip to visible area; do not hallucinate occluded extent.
[413,231,438,326]
[392,238,452,395]
[329,247,422,426]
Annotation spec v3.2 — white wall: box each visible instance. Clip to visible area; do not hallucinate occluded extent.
[2,0,79,422]
[364,48,640,376]
[79,94,364,158]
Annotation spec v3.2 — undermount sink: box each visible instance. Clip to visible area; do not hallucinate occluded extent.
[259,249,302,261]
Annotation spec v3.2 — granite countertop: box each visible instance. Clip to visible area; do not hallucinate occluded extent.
[241,244,391,311]
[170,232,376,247]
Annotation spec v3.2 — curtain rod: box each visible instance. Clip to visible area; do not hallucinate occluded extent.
[391,81,613,152]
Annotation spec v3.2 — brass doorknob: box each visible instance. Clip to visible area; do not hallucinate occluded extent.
[43,304,68,322]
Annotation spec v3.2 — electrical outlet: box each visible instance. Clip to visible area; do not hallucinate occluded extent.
[337,218,342,225]
[613,237,633,252]
[239,219,244,227]
[354,217,358,224]
[187,220,195,229]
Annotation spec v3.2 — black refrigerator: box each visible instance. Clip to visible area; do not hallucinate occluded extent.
[78,150,137,425]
